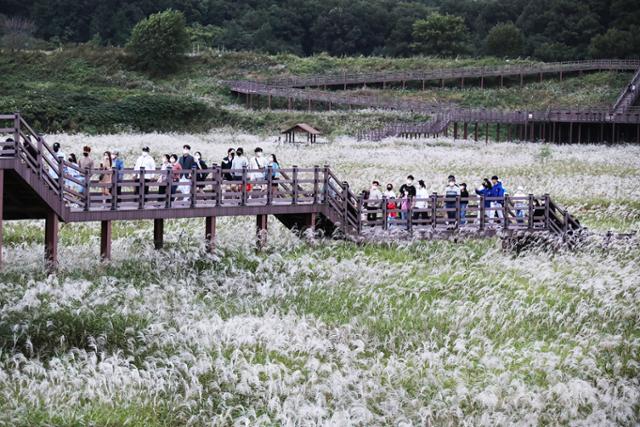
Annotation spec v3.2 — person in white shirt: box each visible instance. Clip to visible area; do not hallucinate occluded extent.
[231,147,249,193]
[366,180,383,224]
[134,146,156,196]
[444,179,461,225]
[248,147,266,197]
[415,179,430,223]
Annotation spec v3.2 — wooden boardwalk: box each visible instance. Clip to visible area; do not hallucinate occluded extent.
[1,114,580,271]
[224,59,640,143]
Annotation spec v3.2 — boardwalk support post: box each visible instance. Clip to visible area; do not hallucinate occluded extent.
[528,194,535,230]
[154,219,164,249]
[100,220,112,261]
[256,214,268,250]
[205,216,216,253]
[0,170,3,270]
[45,211,59,272]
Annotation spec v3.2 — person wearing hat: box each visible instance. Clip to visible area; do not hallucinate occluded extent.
[134,146,156,196]
[513,185,527,225]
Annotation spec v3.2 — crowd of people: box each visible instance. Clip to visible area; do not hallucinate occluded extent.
[42,143,282,198]
[362,174,528,226]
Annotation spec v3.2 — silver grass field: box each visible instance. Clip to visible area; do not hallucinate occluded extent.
[0,133,639,426]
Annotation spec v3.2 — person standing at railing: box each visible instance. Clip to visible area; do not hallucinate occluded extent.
[490,175,506,224]
[221,148,235,181]
[194,151,208,194]
[366,181,383,225]
[134,146,156,196]
[444,179,461,225]
[169,154,182,195]
[476,178,493,222]
[157,154,171,196]
[460,183,469,225]
[266,154,281,196]
[513,186,527,224]
[111,151,124,196]
[179,145,195,172]
[415,180,429,223]
[231,147,249,194]
[99,151,113,202]
[399,175,416,222]
[249,147,266,197]
[78,146,94,170]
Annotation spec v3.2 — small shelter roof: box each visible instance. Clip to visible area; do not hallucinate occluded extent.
[281,123,321,135]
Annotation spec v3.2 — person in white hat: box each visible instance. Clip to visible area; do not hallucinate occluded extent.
[513,185,527,225]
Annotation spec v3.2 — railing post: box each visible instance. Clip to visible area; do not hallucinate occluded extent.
[165,169,172,208]
[111,167,118,210]
[292,165,299,205]
[407,200,413,232]
[544,193,550,230]
[357,196,363,234]
[431,193,437,229]
[266,165,273,205]
[58,158,65,203]
[13,113,20,146]
[313,165,320,204]
[455,195,461,230]
[563,211,569,234]
[83,169,90,211]
[190,166,197,208]
[37,137,43,176]
[528,194,534,230]
[342,182,349,234]
[241,165,248,206]
[138,167,145,209]
[503,195,509,230]
[323,165,330,203]
[382,196,388,230]
[479,196,485,231]
[213,164,222,206]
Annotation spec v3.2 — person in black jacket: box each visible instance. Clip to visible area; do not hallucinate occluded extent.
[179,144,195,171]
[460,183,469,225]
[221,147,235,181]
[194,151,208,193]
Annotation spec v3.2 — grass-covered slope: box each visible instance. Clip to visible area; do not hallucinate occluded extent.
[1,47,631,134]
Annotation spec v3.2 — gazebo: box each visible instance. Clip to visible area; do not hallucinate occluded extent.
[282,123,321,143]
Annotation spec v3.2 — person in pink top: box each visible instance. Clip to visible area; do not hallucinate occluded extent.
[169,154,182,195]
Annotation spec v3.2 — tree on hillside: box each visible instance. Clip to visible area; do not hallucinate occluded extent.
[126,9,189,75]
[485,22,523,57]
[589,28,640,58]
[411,13,469,56]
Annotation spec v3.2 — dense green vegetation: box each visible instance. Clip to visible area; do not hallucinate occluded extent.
[2,0,640,59]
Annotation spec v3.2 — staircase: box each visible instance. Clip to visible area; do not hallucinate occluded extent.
[612,67,640,113]
[358,113,451,142]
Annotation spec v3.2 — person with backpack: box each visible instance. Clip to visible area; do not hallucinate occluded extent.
[398,175,416,221]
[475,178,493,222]
[249,147,266,197]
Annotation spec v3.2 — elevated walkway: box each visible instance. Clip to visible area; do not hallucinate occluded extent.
[1,114,581,271]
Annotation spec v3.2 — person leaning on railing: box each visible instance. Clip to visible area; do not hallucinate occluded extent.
[134,146,156,196]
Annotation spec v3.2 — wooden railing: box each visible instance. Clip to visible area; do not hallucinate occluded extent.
[266,59,640,88]
[1,113,580,237]
[612,67,640,113]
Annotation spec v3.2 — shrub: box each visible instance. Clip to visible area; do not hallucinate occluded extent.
[126,9,189,75]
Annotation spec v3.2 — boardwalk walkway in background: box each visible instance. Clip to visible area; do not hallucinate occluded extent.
[0,114,581,271]
[224,59,640,143]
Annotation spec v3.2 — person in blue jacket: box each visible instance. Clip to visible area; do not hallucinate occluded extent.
[490,175,506,224]
[475,178,493,221]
